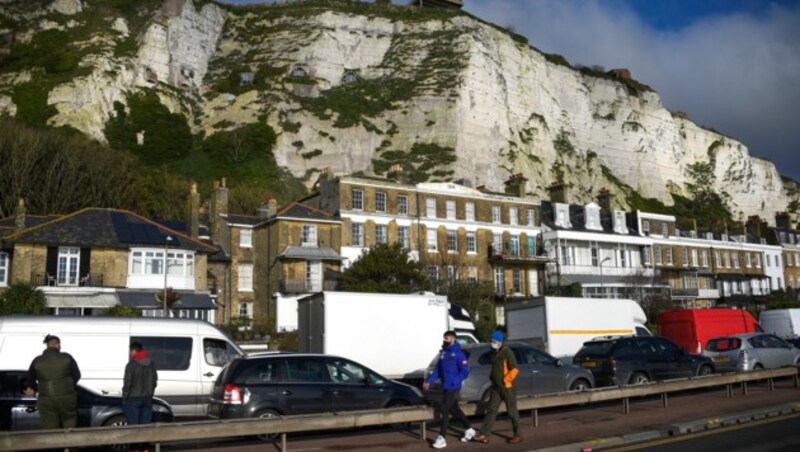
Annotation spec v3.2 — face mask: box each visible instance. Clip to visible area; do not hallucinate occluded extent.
[491,342,500,350]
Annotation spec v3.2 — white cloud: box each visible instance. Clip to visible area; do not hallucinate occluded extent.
[465,0,800,180]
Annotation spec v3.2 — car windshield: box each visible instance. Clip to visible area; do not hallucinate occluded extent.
[576,341,614,358]
[706,337,742,352]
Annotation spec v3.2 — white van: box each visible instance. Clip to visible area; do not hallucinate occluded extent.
[759,309,800,339]
[0,316,244,417]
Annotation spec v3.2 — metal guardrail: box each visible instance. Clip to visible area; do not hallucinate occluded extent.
[1,367,797,451]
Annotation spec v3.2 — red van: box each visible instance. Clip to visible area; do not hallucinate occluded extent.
[658,309,762,354]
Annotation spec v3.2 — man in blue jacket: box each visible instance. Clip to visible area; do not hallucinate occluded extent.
[423,330,475,449]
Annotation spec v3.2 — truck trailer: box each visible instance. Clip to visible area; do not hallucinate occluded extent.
[506,297,651,361]
[297,291,474,380]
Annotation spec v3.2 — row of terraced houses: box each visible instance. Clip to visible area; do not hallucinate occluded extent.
[2,170,800,331]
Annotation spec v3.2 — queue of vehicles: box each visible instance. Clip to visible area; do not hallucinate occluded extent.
[2,300,799,435]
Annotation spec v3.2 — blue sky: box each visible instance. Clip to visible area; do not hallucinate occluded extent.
[223,0,800,181]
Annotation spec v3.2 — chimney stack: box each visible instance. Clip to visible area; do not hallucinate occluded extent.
[14,198,26,231]
[547,180,569,204]
[387,163,407,183]
[188,182,200,238]
[504,173,528,198]
[210,178,229,240]
[597,188,614,212]
[776,212,791,230]
[257,196,279,220]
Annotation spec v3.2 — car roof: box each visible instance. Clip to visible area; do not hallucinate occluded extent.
[708,333,765,340]
[238,352,348,361]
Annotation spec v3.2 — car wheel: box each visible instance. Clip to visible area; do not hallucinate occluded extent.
[254,409,281,442]
[753,363,764,371]
[629,372,649,385]
[697,365,713,377]
[103,415,128,427]
[569,379,590,392]
[103,416,132,451]
[386,400,412,430]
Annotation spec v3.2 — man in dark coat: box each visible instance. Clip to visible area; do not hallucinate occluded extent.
[473,331,522,444]
[122,341,158,424]
[25,335,81,429]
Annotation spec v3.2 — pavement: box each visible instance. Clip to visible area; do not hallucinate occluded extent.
[176,377,800,451]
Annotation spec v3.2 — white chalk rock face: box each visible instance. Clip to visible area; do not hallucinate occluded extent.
[2,1,795,221]
[50,0,82,16]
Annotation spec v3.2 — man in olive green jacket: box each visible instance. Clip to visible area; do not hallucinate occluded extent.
[473,331,523,444]
[24,335,82,429]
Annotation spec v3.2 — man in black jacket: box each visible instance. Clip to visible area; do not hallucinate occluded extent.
[122,341,158,424]
[24,335,81,429]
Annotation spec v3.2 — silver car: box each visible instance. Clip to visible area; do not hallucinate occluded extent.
[703,333,800,372]
[425,342,594,403]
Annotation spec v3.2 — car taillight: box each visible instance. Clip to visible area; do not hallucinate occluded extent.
[223,384,242,404]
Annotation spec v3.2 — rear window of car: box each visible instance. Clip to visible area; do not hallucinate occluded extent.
[576,341,614,358]
[706,338,742,352]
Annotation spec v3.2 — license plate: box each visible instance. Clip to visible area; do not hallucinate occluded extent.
[580,361,596,368]
[713,356,729,362]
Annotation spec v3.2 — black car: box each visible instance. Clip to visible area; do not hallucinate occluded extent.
[208,353,424,422]
[0,370,174,431]
[573,335,715,386]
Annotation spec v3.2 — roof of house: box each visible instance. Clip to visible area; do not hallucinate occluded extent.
[223,214,263,226]
[3,208,217,253]
[271,202,339,223]
[0,215,62,237]
[540,200,635,237]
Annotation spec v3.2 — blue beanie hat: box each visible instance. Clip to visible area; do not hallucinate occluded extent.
[490,331,504,343]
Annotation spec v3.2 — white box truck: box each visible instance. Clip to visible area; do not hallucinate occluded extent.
[297,291,474,380]
[759,309,800,338]
[506,297,651,361]
[0,316,243,417]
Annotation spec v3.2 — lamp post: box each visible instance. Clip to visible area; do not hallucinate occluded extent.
[163,235,173,318]
[599,256,612,298]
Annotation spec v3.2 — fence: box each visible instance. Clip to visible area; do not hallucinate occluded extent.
[1,367,797,451]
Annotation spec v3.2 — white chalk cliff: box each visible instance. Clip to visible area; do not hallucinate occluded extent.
[0,0,796,221]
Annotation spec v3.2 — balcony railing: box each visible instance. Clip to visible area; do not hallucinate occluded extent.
[280,279,338,294]
[488,246,551,264]
[31,273,106,288]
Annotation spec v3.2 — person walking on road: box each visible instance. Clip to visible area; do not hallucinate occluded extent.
[473,331,523,444]
[122,341,158,424]
[423,330,476,449]
[24,334,81,429]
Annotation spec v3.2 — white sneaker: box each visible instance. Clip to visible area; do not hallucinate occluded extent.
[432,435,447,449]
[461,428,476,442]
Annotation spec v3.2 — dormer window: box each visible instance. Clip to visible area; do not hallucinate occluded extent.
[613,211,628,234]
[554,203,571,228]
[584,203,601,231]
[661,223,669,237]
[642,220,650,235]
